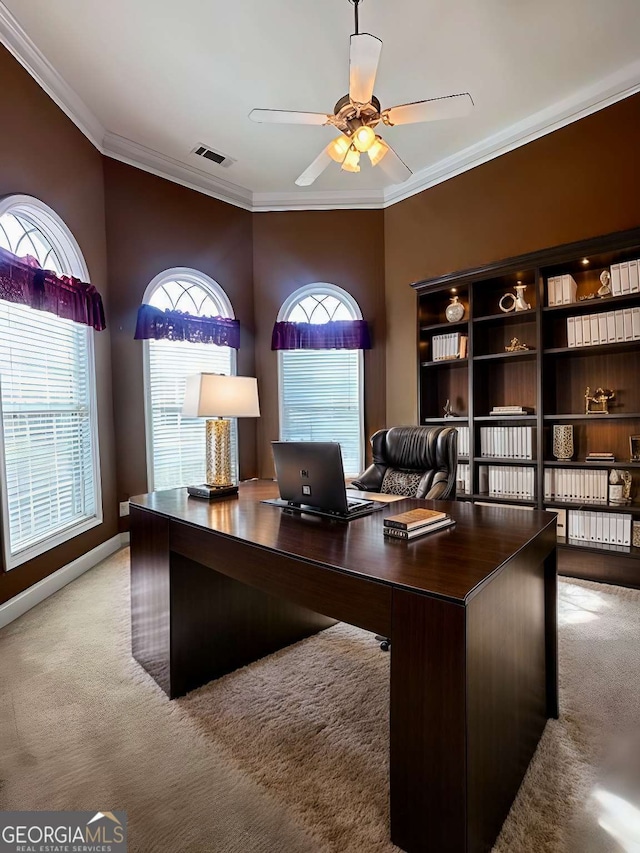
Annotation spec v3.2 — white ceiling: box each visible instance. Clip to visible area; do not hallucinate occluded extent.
[2,0,640,210]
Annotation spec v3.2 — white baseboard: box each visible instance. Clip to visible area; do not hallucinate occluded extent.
[0,532,129,629]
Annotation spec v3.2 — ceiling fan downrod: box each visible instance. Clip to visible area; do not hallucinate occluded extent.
[350,0,362,35]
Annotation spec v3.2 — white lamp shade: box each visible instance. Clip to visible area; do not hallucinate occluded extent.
[182,374,260,418]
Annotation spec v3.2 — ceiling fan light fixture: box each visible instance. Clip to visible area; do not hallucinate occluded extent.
[367,135,389,167]
[352,124,376,153]
[327,134,352,163]
[341,146,361,172]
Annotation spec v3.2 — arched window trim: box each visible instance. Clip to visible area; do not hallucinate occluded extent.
[0,195,102,570]
[277,282,363,322]
[0,194,90,281]
[142,268,237,492]
[277,283,365,476]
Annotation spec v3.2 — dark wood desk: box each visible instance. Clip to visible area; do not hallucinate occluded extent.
[130,482,558,853]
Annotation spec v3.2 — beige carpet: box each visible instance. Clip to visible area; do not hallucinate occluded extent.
[1,549,639,852]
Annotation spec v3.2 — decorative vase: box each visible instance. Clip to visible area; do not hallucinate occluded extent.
[445,294,465,323]
[553,425,574,461]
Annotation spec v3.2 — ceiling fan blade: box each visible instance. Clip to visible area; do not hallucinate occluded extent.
[384,93,474,126]
[295,144,334,187]
[375,140,412,184]
[349,33,383,104]
[249,109,330,126]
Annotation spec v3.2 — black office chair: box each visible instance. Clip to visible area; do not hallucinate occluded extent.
[351,426,458,650]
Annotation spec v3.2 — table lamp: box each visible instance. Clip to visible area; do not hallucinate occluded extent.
[182,373,260,499]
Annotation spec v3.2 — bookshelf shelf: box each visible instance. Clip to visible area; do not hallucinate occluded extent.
[544,499,640,516]
[474,415,537,422]
[544,460,640,468]
[543,413,640,421]
[413,225,640,587]
[470,493,537,507]
[474,457,537,466]
[420,358,468,368]
[422,416,469,423]
[473,350,537,362]
[420,320,469,333]
[544,342,635,356]
[543,292,639,314]
[474,309,536,324]
[557,538,640,559]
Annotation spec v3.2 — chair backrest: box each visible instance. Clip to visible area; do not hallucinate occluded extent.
[351,425,458,500]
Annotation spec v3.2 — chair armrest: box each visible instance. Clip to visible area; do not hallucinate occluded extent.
[350,463,385,493]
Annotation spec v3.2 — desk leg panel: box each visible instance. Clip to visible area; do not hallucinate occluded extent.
[169,553,336,698]
[545,548,559,720]
[390,590,467,853]
[130,507,172,696]
[466,544,549,853]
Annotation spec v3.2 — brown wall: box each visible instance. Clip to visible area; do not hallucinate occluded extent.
[384,93,640,425]
[104,160,255,503]
[0,45,117,603]
[2,33,639,605]
[253,209,386,477]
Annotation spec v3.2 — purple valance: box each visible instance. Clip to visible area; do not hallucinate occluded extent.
[271,320,371,350]
[0,247,106,331]
[134,303,240,349]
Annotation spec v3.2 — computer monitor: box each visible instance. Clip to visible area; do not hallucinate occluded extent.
[269,441,380,520]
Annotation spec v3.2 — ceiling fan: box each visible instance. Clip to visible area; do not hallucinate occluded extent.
[249,0,474,187]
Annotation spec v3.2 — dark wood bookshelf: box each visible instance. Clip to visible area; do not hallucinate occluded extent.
[413,226,640,587]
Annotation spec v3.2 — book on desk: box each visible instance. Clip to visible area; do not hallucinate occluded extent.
[383,507,455,540]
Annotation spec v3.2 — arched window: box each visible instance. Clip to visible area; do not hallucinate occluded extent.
[277,284,364,476]
[142,269,237,490]
[0,195,101,569]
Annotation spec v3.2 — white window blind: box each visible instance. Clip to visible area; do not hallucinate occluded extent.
[280,349,362,475]
[146,339,236,490]
[143,274,237,492]
[278,285,364,477]
[0,303,98,560]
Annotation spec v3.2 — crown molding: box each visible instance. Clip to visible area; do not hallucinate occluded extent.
[0,1,105,149]
[102,133,254,211]
[2,0,639,214]
[252,187,383,212]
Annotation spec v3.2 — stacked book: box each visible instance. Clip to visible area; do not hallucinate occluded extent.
[489,406,534,416]
[479,466,535,499]
[586,452,615,463]
[567,510,632,546]
[566,308,640,347]
[480,426,535,459]
[431,332,468,361]
[610,260,640,295]
[547,274,578,306]
[455,426,470,457]
[543,468,608,502]
[383,508,455,541]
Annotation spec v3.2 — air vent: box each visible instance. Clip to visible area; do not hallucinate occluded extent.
[191,143,236,168]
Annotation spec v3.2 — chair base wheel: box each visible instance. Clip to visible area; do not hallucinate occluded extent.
[375,635,390,652]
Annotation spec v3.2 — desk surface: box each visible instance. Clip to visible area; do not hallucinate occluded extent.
[131,481,556,605]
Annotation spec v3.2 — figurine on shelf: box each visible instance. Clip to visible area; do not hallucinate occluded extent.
[443,399,456,418]
[609,469,632,505]
[598,269,612,298]
[505,338,530,352]
[585,386,615,414]
[499,283,531,313]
